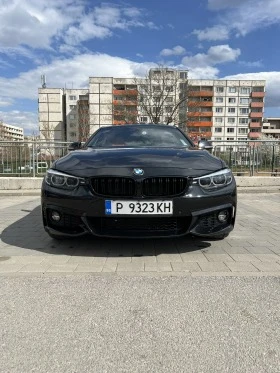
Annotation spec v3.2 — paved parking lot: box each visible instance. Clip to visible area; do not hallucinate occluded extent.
[0,193,280,276]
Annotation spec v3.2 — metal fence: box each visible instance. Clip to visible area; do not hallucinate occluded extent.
[0,140,70,177]
[212,140,280,177]
[0,139,280,177]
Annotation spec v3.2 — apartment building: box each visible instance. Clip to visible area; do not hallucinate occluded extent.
[0,122,24,141]
[187,79,265,144]
[38,70,266,143]
[262,118,280,139]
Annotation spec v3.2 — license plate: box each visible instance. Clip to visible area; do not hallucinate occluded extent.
[105,200,173,215]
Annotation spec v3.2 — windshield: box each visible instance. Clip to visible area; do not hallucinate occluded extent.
[86,125,193,148]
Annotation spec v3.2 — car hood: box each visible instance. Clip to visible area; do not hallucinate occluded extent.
[53,147,225,177]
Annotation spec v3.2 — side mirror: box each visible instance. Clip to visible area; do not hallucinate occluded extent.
[68,142,81,151]
[198,140,213,151]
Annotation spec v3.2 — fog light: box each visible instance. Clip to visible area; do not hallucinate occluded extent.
[51,211,61,222]
[217,210,229,223]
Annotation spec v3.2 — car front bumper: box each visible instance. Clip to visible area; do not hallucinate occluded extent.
[41,181,237,238]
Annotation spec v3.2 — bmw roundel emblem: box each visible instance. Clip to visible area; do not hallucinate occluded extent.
[133,168,144,176]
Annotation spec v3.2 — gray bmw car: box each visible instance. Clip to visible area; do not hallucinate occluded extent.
[41,124,237,239]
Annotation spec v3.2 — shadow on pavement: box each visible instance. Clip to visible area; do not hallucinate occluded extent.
[1,205,213,256]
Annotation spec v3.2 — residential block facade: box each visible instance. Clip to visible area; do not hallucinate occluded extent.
[38,69,266,143]
[0,122,24,141]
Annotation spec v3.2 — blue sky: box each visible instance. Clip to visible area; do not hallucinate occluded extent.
[0,0,280,134]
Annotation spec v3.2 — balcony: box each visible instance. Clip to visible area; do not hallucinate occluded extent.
[250,112,263,118]
[187,121,212,127]
[249,122,261,128]
[188,100,213,107]
[251,102,264,108]
[251,91,265,98]
[248,132,261,139]
[113,100,137,106]
[188,90,213,97]
[188,111,213,117]
[113,89,138,96]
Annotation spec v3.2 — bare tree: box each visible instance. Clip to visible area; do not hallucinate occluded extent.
[77,99,90,141]
[137,67,198,130]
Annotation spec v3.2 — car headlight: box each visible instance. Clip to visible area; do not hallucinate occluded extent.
[193,169,233,190]
[45,170,85,190]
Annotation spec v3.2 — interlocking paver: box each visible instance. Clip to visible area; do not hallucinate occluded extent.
[75,264,103,272]
[180,253,208,262]
[254,254,280,262]
[198,262,231,272]
[229,254,260,262]
[19,264,51,273]
[252,262,280,272]
[1,194,280,275]
[46,264,78,273]
[117,262,144,272]
[203,253,234,262]
[145,263,172,272]
[225,262,259,272]
[171,262,201,272]
[0,264,25,273]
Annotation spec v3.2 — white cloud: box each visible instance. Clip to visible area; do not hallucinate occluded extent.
[0,53,153,101]
[195,0,280,41]
[0,110,38,134]
[192,25,229,41]
[160,45,186,56]
[223,71,280,108]
[0,1,158,53]
[181,45,240,68]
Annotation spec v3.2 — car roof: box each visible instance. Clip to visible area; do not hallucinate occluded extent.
[99,124,179,130]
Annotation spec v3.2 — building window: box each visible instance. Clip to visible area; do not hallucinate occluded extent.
[228,108,236,113]
[228,87,236,93]
[69,95,76,100]
[227,128,235,133]
[215,128,222,133]
[140,116,148,122]
[228,118,235,123]
[216,97,223,103]
[239,118,249,124]
[153,86,161,92]
[165,106,173,113]
[240,108,250,114]
[69,114,76,120]
[228,98,236,104]
[240,98,250,104]
[165,86,173,92]
[240,87,251,94]
[215,117,223,123]
[215,107,223,113]
[226,138,234,142]
[216,87,224,93]
[69,105,76,109]
[238,128,248,134]
[252,87,264,92]
[70,132,77,137]
[214,137,222,140]
[165,97,173,103]
[179,72,188,79]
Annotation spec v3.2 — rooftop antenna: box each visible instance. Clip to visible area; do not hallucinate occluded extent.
[41,74,47,88]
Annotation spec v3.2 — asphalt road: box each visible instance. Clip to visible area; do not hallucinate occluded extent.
[0,275,279,373]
